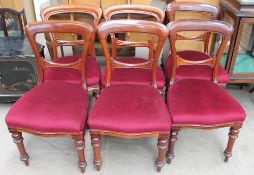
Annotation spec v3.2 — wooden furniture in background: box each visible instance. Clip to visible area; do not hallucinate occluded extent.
[5,20,93,173]
[88,19,170,172]
[166,19,246,165]
[219,0,254,84]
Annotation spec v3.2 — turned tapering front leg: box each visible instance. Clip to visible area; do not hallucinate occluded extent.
[224,126,241,162]
[91,134,102,171]
[166,128,179,164]
[11,132,29,166]
[74,138,87,173]
[156,134,169,172]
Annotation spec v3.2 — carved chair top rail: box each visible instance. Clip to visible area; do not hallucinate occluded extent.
[104,4,165,23]
[167,2,221,21]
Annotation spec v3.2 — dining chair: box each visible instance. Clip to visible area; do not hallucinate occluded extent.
[166,19,246,164]
[164,2,229,86]
[102,4,166,93]
[5,20,93,173]
[41,4,102,95]
[88,20,171,172]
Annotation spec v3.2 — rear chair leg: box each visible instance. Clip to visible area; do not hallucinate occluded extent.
[11,132,29,166]
[74,136,87,173]
[156,134,169,172]
[166,129,179,164]
[91,134,102,171]
[224,126,241,162]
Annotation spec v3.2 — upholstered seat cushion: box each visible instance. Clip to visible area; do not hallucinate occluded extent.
[167,79,246,126]
[44,56,101,87]
[88,84,171,135]
[5,82,89,134]
[102,57,165,89]
[164,50,229,84]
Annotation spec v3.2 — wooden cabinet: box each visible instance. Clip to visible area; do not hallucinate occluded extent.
[219,0,254,83]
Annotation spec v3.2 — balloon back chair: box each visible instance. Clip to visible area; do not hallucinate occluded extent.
[164,2,229,86]
[102,5,166,93]
[88,20,171,172]
[166,19,246,164]
[41,4,102,95]
[5,20,93,173]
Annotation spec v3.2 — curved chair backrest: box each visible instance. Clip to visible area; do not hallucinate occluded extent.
[25,20,93,87]
[104,4,165,23]
[41,4,102,59]
[104,5,165,63]
[167,2,221,54]
[168,19,233,84]
[97,20,168,88]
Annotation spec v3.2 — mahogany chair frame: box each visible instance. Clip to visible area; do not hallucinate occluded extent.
[168,19,233,85]
[7,20,93,173]
[103,5,165,93]
[166,2,221,54]
[98,19,168,88]
[166,19,243,164]
[90,20,169,172]
[41,4,102,93]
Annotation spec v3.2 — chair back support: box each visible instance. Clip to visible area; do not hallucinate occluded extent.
[167,2,221,54]
[104,5,165,60]
[40,4,102,59]
[25,20,93,87]
[97,20,168,87]
[167,19,233,84]
[104,4,165,22]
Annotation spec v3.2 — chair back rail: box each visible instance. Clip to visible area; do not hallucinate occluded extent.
[25,20,93,87]
[40,4,102,59]
[104,4,165,66]
[97,20,168,87]
[167,19,233,84]
[167,2,221,54]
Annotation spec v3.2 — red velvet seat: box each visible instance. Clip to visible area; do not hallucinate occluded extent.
[167,79,245,126]
[44,56,101,88]
[88,84,171,134]
[6,82,89,134]
[164,50,229,84]
[102,57,165,89]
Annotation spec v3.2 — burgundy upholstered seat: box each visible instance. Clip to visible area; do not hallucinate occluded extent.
[5,82,89,134]
[167,79,246,126]
[44,56,101,87]
[88,84,171,134]
[164,50,229,84]
[102,57,165,89]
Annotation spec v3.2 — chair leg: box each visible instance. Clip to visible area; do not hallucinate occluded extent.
[73,136,87,173]
[166,128,179,164]
[224,126,241,162]
[11,132,29,166]
[156,134,169,172]
[91,134,102,171]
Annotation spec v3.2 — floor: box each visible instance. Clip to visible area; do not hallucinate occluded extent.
[1,84,254,175]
